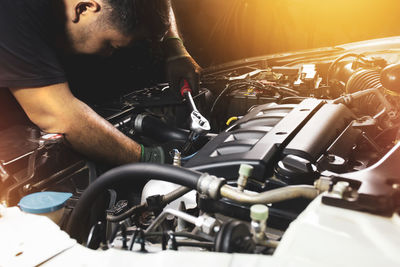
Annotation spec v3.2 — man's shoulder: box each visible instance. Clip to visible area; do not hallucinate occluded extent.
[0,0,58,39]
[0,0,66,89]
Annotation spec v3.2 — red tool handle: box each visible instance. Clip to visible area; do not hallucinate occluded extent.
[180,79,192,97]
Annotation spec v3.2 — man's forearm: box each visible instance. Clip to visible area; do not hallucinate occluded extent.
[163,5,189,58]
[64,99,141,165]
[166,5,179,39]
[11,84,142,166]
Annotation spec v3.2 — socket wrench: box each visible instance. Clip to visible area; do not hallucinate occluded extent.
[180,80,210,135]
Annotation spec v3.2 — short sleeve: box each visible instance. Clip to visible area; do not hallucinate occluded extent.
[0,0,66,88]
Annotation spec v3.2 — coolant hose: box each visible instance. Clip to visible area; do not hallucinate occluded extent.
[66,163,202,241]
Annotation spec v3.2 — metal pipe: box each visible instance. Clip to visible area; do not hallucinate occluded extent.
[145,209,200,233]
[145,209,217,235]
[220,185,318,204]
[162,186,192,204]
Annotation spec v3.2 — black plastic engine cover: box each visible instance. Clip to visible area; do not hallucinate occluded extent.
[185,99,324,181]
[283,103,355,161]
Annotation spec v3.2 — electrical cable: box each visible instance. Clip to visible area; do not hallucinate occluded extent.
[181,152,198,161]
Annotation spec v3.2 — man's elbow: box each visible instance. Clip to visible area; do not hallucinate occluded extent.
[10,84,81,134]
[28,98,92,135]
[28,111,70,134]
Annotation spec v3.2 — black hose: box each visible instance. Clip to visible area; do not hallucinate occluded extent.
[135,115,189,142]
[66,163,203,241]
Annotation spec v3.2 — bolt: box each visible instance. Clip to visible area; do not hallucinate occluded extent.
[326,154,345,165]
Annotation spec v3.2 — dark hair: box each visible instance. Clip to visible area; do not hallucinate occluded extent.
[103,0,171,39]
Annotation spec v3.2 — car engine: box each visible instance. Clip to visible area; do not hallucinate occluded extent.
[2,46,400,255]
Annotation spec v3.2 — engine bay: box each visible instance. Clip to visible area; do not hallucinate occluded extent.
[2,41,400,256]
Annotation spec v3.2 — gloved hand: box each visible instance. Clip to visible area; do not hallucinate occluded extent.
[164,38,202,98]
[166,55,202,98]
[140,145,165,164]
[140,141,185,164]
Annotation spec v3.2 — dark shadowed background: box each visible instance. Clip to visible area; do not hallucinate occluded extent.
[41,0,400,106]
[172,0,400,67]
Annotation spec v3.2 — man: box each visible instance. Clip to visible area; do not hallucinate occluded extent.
[0,0,201,165]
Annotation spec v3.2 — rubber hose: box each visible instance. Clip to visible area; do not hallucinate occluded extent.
[66,163,202,241]
[136,115,189,142]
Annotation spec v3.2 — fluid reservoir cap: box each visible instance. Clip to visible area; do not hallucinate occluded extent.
[250,204,269,221]
[238,164,253,177]
[19,191,72,214]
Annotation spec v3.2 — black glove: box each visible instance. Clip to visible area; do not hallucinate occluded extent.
[140,140,186,164]
[166,55,202,98]
[140,146,165,164]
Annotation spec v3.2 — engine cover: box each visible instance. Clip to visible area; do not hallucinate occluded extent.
[185,99,355,183]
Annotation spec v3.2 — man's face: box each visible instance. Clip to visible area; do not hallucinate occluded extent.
[63,0,135,56]
[68,26,134,56]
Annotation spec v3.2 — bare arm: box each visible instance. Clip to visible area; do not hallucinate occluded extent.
[166,5,180,39]
[10,83,141,165]
[163,5,189,58]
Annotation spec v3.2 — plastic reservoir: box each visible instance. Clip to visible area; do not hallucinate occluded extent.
[18,192,72,224]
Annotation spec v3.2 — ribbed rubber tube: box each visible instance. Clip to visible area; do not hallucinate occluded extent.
[66,163,202,241]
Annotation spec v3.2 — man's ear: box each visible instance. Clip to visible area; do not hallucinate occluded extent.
[72,0,101,23]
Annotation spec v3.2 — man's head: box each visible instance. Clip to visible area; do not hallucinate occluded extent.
[63,0,171,55]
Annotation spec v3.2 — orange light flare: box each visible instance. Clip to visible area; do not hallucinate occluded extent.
[200,0,400,64]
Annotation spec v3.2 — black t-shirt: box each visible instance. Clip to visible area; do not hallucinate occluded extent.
[0,0,66,88]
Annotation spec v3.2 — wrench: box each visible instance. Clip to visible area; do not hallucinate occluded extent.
[180,80,210,135]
